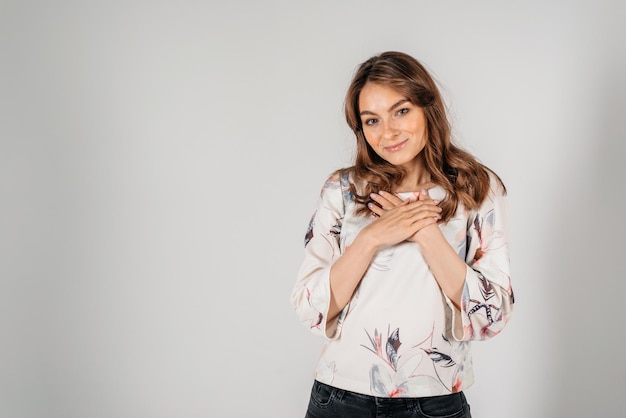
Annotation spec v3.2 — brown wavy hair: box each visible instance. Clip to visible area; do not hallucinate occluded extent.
[342,51,505,221]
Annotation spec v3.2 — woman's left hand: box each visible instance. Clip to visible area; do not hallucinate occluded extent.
[369,189,441,242]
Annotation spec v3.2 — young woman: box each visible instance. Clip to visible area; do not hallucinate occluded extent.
[291,51,514,418]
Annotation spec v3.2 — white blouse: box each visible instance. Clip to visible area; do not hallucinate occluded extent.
[291,171,514,398]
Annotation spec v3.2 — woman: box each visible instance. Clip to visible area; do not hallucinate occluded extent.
[291,51,514,418]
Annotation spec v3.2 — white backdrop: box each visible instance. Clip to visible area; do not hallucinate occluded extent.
[2,1,625,417]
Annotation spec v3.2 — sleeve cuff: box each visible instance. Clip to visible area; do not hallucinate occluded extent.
[444,267,472,341]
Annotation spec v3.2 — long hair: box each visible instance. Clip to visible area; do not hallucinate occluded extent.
[342,51,505,221]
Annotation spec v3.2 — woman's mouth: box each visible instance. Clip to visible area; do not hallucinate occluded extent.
[385,139,408,152]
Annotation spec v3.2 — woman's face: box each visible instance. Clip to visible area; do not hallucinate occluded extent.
[358,82,428,170]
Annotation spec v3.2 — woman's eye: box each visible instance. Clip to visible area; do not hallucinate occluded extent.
[397,108,409,116]
[365,118,378,126]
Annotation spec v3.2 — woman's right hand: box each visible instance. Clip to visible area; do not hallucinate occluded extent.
[363,191,442,248]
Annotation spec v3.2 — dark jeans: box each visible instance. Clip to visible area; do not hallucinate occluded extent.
[305,380,471,418]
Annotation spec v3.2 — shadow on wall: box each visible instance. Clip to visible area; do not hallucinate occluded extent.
[548,66,626,417]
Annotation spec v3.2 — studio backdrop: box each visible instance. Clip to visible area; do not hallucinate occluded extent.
[1,1,625,417]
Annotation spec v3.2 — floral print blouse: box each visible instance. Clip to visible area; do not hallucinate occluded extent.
[291,171,514,398]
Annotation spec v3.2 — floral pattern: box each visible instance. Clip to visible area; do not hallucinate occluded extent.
[290,171,514,397]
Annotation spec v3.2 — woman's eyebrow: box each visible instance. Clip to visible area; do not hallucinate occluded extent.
[389,99,410,111]
[360,99,410,116]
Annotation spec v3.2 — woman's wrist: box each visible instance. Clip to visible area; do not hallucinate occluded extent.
[411,223,442,247]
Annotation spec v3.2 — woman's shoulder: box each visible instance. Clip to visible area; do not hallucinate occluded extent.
[485,168,507,197]
[317,168,358,209]
[320,168,357,192]
[319,170,342,192]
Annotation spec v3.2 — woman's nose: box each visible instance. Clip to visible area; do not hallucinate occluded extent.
[383,121,398,140]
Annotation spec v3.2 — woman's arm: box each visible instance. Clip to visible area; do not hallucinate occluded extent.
[291,173,441,339]
[369,180,514,341]
[328,192,442,320]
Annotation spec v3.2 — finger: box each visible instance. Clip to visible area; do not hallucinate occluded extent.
[377,190,406,206]
[417,216,440,227]
[418,189,440,205]
[404,205,442,223]
[413,210,442,223]
[370,191,406,210]
[367,201,385,217]
[405,199,442,214]
[369,193,392,210]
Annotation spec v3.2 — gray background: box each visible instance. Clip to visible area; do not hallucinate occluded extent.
[2,1,625,417]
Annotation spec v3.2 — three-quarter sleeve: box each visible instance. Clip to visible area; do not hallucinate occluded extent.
[290,173,346,340]
[448,175,515,341]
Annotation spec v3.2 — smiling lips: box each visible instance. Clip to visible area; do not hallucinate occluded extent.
[384,139,408,153]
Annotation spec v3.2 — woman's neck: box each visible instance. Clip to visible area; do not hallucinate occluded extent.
[394,164,433,193]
